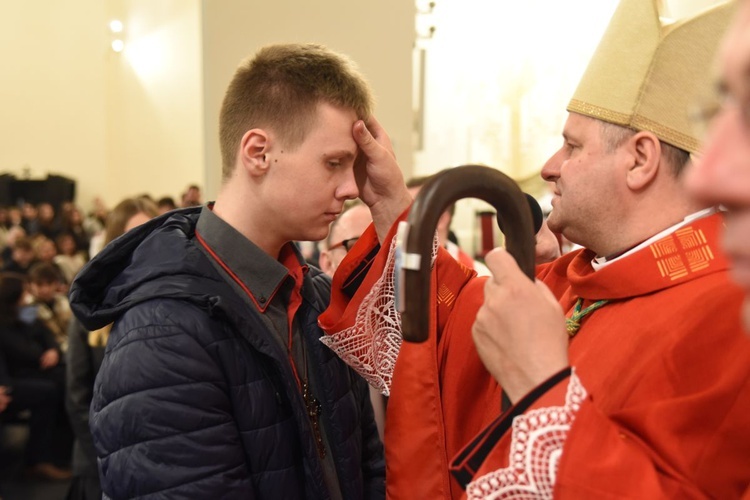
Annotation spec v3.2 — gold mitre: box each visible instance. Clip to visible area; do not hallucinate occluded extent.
[567,0,732,154]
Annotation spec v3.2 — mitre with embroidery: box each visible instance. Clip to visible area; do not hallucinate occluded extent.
[568,0,732,154]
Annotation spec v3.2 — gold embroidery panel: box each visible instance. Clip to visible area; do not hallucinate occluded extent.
[651,228,713,281]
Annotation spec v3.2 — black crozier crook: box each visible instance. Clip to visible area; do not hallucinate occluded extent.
[396,164,539,343]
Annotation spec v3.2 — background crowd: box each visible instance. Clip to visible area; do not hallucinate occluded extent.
[0,185,202,498]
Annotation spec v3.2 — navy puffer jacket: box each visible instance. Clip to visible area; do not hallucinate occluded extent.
[69,208,385,499]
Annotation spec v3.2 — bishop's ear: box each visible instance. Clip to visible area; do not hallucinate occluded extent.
[239,129,270,175]
[626,131,661,191]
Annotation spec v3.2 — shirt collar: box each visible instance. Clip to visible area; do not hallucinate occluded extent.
[195,205,308,311]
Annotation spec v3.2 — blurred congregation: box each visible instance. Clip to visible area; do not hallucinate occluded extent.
[0,183,202,497]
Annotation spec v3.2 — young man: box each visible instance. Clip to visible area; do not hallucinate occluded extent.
[70,43,384,499]
[320,0,749,498]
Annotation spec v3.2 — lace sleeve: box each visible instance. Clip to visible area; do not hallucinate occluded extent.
[466,371,587,499]
[320,233,440,396]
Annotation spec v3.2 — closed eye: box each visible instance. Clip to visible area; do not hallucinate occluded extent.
[323,150,356,169]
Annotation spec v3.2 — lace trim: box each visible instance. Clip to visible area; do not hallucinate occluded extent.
[319,232,439,396]
[466,371,587,499]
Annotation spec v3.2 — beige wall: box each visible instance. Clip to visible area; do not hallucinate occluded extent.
[106,0,204,208]
[1,0,108,211]
[1,1,413,211]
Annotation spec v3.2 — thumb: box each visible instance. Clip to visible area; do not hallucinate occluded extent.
[484,247,523,284]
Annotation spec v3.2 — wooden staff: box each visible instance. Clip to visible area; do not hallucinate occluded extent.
[396,165,538,343]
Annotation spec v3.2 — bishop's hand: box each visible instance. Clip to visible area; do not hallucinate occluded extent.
[473,248,569,404]
[352,117,412,242]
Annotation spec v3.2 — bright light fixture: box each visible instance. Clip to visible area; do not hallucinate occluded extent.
[109,20,124,33]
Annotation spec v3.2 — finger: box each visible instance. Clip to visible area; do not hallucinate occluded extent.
[353,120,377,154]
[484,247,524,283]
[365,116,383,137]
[353,121,380,180]
[365,116,394,152]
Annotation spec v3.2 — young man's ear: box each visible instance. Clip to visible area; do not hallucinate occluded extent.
[239,129,270,175]
[625,131,661,191]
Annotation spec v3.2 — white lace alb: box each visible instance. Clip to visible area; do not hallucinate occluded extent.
[466,371,587,500]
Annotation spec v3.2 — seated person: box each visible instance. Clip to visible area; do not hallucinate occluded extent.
[54,232,87,284]
[20,203,39,237]
[60,206,90,258]
[0,272,71,480]
[2,237,37,275]
[0,226,26,266]
[27,262,72,352]
[36,203,61,242]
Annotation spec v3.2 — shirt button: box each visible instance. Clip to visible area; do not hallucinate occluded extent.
[258,296,267,304]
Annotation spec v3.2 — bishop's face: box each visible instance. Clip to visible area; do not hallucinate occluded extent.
[540,113,626,256]
[685,0,750,332]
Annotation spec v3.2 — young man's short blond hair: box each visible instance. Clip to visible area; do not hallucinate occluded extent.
[218,43,374,180]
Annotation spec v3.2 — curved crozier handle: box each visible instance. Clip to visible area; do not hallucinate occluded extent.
[397,165,537,343]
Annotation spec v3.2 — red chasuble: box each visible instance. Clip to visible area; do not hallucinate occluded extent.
[319,213,499,500]
[452,212,750,499]
[320,211,750,499]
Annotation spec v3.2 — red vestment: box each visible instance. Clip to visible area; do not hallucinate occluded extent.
[320,211,750,499]
[320,216,496,499]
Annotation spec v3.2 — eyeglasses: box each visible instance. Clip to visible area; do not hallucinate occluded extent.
[328,237,359,252]
[690,83,750,140]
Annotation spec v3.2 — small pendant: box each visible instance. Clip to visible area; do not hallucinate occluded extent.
[302,382,326,458]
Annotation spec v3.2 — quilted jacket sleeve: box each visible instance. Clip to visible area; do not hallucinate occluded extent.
[357,375,386,499]
[90,300,253,499]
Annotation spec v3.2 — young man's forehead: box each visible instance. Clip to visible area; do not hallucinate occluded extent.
[322,149,356,160]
